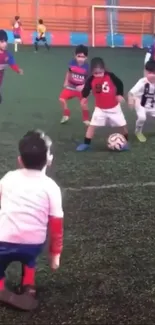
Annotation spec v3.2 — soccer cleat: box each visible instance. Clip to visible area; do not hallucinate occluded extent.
[60,116,70,124]
[0,288,38,310]
[21,285,37,297]
[83,120,90,126]
[135,132,146,142]
[76,143,90,151]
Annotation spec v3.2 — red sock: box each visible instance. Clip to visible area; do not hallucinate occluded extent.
[60,99,70,117]
[0,278,5,290]
[82,109,89,121]
[63,108,70,117]
[22,266,35,286]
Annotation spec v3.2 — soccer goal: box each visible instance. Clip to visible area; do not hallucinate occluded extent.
[91,5,155,47]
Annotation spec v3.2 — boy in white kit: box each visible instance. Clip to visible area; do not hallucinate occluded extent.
[128,60,155,142]
[0,130,63,310]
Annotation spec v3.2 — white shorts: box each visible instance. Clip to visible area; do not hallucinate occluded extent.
[90,105,127,127]
[14,37,22,43]
[135,105,155,119]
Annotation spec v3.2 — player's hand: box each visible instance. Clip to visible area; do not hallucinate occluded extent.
[19,69,23,75]
[117,95,125,103]
[81,98,87,106]
[128,96,135,109]
[50,254,60,271]
[76,85,84,91]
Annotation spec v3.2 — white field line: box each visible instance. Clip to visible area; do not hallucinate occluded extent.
[64,182,155,192]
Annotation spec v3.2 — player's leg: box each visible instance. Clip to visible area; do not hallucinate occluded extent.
[135,104,147,142]
[0,243,38,311]
[14,36,22,52]
[19,243,44,306]
[76,107,106,151]
[42,37,50,50]
[34,37,40,52]
[14,38,18,53]
[147,109,155,129]
[0,255,8,291]
[76,126,96,151]
[59,89,75,123]
[108,105,129,150]
[77,93,89,126]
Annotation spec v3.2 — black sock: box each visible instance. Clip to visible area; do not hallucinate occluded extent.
[34,42,38,51]
[124,133,128,141]
[84,137,91,145]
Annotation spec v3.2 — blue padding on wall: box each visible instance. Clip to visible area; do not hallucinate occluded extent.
[70,33,88,46]
[142,34,153,48]
[32,32,52,45]
[6,30,14,44]
[107,33,124,47]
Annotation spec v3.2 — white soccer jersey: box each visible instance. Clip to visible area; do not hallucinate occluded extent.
[0,169,63,244]
[130,77,155,109]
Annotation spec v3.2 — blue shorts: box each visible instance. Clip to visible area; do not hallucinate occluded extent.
[0,242,44,278]
[14,34,21,39]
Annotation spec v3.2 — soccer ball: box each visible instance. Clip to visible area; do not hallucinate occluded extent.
[107,133,127,151]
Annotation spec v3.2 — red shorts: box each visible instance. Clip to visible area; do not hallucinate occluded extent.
[59,88,82,100]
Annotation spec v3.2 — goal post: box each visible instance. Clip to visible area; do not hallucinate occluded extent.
[91,5,155,48]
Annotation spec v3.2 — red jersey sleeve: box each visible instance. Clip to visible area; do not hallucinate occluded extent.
[7,52,20,73]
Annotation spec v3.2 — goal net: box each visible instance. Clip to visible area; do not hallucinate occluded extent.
[91,5,155,47]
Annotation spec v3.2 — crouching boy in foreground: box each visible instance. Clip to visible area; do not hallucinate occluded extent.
[0,130,63,310]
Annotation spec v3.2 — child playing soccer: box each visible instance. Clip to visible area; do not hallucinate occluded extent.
[0,29,23,104]
[76,57,129,151]
[34,19,50,52]
[128,60,155,142]
[12,16,22,52]
[59,44,89,125]
[0,130,64,310]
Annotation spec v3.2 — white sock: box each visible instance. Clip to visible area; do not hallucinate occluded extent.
[135,120,145,133]
[14,43,18,52]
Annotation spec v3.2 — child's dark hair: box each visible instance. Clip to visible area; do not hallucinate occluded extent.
[90,57,105,71]
[19,130,52,170]
[15,16,20,21]
[38,19,43,24]
[145,60,155,72]
[0,30,8,42]
[75,44,88,56]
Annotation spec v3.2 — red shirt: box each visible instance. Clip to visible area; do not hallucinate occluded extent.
[13,22,21,36]
[82,72,124,109]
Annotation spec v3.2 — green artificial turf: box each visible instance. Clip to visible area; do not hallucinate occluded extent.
[0,46,155,324]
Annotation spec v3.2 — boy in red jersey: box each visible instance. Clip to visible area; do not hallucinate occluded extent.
[0,30,23,104]
[59,45,90,126]
[0,130,63,310]
[12,16,22,52]
[76,57,129,151]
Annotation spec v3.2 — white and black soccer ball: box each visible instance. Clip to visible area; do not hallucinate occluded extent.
[107,133,127,151]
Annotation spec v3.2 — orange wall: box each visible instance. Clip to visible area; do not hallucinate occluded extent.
[0,0,36,28]
[119,0,154,6]
[0,0,154,32]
